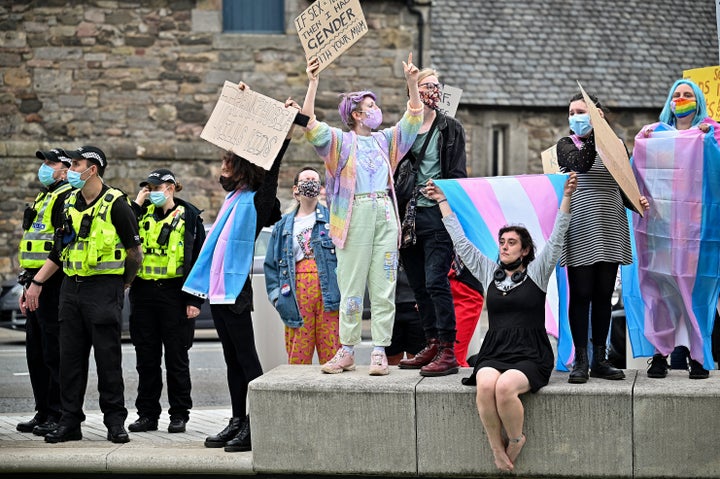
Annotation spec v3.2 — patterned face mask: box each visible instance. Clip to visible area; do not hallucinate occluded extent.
[420,86,441,110]
[671,98,697,119]
[296,179,321,198]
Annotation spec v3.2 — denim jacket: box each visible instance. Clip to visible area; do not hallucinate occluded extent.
[263,203,340,328]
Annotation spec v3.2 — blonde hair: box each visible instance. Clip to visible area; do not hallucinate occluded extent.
[407,68,440,97]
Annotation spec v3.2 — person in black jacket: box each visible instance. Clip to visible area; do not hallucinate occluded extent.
[398,69,469,376]
[184,84,298,453]
[127,169,205,434]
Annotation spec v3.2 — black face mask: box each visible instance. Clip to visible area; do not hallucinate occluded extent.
[219,176,238,192]
[499,257,524,271]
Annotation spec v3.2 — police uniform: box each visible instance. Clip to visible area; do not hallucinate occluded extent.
[15,149,73,434]
[129,169,205,432]
[48,147,140,441]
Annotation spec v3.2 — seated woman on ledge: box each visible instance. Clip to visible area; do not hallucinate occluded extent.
[423,172,576,472]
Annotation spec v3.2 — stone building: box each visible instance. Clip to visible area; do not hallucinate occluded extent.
[0,0,716,281]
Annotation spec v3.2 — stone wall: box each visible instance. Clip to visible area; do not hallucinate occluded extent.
[0,0,659,282]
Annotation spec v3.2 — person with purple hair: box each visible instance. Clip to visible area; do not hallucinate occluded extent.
[300,53,423,375]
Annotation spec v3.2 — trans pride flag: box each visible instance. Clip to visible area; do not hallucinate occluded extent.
[435,174,573,371]
[622,121,720,369]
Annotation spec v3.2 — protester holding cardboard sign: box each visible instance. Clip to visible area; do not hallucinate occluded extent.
[301,53,423,376]
[556,92,649,384]
[185,83,301,452]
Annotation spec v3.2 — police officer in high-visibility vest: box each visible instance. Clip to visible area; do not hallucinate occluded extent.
[27,145,143,444]
[16,148,73,437]
[127,169,205,434]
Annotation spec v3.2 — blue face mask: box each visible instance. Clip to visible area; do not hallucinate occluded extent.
[67,167,91,189]
[149,190,168,207]
[569,114,593,136]
[37,163,57,186]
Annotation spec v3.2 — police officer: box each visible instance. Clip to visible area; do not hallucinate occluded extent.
[16,148,73,436]
[28,145,143,444]
[127,169,205,434]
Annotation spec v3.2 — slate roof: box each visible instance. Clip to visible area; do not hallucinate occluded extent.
[430,0,718,108]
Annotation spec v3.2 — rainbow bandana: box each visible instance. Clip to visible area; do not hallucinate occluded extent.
[671,98,697,118]
[435,174,574,371]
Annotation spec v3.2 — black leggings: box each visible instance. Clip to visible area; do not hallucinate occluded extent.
[567,262,619,349]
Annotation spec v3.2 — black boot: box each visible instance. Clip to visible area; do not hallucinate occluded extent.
[224,415,251,452]
[204,417,244,448]
[568,347,589,383]
[590,345,625,380]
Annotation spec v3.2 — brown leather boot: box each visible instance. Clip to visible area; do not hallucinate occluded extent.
[420,342,460,377]
[398,338,439,369]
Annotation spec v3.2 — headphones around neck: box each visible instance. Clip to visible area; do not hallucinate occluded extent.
[493,267,527,284]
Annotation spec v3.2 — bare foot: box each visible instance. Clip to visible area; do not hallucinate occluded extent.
[506,434,526,465]
[492,447,514,472]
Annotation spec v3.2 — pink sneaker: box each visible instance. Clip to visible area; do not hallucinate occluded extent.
[369,350,389,376]
[321,348,356,374]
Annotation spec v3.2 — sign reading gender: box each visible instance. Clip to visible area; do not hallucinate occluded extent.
[295,0,368,73]
[201,82,296,170]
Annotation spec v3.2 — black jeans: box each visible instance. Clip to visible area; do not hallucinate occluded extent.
[129,278,194,422]
[567,262,619,349]
[24,272,62,421]
[58,275,127,428]
[210,304,263,418]
[399,205,456,343]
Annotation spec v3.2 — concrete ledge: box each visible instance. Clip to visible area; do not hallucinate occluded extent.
[249,365,421,475]
[250,366,644,477]
[633,370,720,478]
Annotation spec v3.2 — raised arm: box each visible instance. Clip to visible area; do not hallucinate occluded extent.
[301,58,320,125]
[402,52,422,111]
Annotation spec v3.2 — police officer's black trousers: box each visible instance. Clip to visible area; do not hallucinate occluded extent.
[58,275,128,428]
[24,271,62,421]
[129,278,193,422]
[210,304,263,418]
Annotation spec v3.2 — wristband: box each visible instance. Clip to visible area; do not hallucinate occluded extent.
[30,278,44,286]
[437,198,447,204]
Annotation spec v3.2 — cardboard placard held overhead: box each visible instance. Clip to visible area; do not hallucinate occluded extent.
[577,81,644,216]
[295,0,368,73]
[541,145,560,174]
[437,84,463,118]
[200,82,297,171]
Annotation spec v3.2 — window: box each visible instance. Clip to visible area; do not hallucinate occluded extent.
[490,125,508,176]
[223,0,285,33]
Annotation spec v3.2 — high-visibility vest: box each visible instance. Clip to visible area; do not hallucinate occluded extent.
[18,183,72,269]
[138,204,186,280]
[62,188,127,277]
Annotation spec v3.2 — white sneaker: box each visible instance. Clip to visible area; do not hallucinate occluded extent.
[321,348,356,374]
[369,350,389,376]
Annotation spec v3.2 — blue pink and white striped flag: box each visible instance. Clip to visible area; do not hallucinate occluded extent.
[622,121,720,369]
[435,174,573,371]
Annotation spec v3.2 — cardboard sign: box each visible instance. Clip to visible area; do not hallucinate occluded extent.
[437,84,463,118]
[200,82,296,170]
[541,145,560,174]
[683,65,720,121]
[295,0,368,73]
[577,82,644,216]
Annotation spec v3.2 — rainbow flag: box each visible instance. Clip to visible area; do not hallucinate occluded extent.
[622,120,720,369]
[435,174,573,371]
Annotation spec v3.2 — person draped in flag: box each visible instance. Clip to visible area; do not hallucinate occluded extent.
[300,53,423,376]
[424,173,577,472]
[635,79,715,380]
[556,93,649,384]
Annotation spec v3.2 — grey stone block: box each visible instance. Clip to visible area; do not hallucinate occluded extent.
[634,370,720,478]
[249,365,421,475]
[416,370,635,477]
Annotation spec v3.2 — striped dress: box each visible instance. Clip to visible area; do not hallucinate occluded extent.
[556,135,632,267]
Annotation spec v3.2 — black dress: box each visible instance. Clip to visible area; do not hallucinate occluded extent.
[461,278,554,392]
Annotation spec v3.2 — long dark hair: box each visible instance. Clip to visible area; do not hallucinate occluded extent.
[221,151,265,191]
[497,225,535,267]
